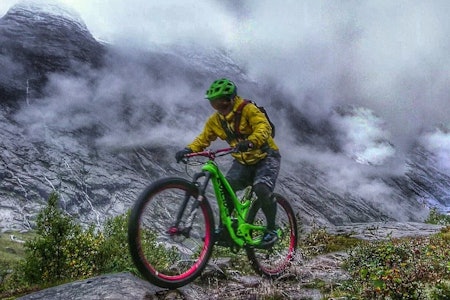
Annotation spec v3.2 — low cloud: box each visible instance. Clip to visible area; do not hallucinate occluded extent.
[14,51,207,149]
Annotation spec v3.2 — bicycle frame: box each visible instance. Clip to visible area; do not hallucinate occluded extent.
[185,148,266,248]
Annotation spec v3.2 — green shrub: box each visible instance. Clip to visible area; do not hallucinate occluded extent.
[0,192,139,298]
[425,208,450,226]
[299,226,361,258]
[428,280,450,300]
[97,212,136,274]
[20,192,104,284]
[340,235,450,299]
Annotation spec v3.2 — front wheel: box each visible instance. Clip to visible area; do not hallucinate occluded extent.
[128,177,215,289]
[245,193,298,277]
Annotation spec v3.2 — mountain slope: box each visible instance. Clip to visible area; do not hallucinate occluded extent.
[1,1,447,232]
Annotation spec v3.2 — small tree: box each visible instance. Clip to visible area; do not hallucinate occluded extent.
[97,212,136,274]
[21,192,74,283]
[21,192,103,284]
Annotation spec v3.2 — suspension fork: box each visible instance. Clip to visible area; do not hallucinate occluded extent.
[169,172,211,236]
[192,171,211,200]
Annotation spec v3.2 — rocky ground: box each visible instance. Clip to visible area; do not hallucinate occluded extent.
[16,255,345,300]
[17,222,444,300]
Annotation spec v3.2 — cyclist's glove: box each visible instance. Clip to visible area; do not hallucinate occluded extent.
[175,148,193,162]
[236,140,253,152]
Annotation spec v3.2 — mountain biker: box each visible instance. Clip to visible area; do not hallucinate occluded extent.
[175,78,281,247]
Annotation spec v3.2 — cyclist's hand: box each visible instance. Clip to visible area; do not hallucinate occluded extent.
[175,148,193,163]
[236,140,253,152]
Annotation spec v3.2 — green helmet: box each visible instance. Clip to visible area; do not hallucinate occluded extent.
[205,78,237,100]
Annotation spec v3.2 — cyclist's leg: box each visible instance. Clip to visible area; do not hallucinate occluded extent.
[253,153,281,231]
[253,183,277,230]
[225,160,252,211]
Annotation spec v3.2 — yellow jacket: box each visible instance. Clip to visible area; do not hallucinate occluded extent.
[188,96,279,165]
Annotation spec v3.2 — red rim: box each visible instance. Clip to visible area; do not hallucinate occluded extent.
[259,227,296,275]
[258,205,297,275]
[139,200,212,281]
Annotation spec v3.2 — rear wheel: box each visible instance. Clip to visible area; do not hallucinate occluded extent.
[245,193,298,277]
[128,177,215,288]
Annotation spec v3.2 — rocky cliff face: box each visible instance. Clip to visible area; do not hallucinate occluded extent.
[0,1,448,233]
[0,0,104,102]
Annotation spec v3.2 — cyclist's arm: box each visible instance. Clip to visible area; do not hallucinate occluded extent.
[244,104,272,148]
[187,116,218,152]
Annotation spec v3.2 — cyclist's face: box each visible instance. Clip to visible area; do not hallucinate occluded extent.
[210,97,233,115]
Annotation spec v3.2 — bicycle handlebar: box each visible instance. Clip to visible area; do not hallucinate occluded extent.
[184,147,236,161]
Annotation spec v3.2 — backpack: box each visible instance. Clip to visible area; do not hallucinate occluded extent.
[220,99,276,142]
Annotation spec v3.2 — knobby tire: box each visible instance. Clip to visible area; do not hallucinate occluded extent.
[245,193,298,277]
[128,177,215,289]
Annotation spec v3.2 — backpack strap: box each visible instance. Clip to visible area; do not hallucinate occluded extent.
[218,116,235,144]
[233,100,250,140]
[219,100,251,143]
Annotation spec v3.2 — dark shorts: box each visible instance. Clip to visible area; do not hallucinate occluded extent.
[225,151,281,192]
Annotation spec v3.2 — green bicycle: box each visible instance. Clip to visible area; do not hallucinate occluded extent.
[128,147,298,289]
